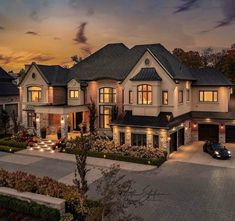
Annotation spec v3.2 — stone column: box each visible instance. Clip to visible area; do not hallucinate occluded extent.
[61,114,68,138]
[36,113,41,137]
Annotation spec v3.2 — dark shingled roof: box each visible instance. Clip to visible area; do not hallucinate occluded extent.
[20,63,69,86]
[0,67,19,96]
[69,43,196,82]
[130,68,162,81]
[37,64,69,86]
[190,67,233,86]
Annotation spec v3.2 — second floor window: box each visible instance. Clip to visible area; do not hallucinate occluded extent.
[69,90,79,99]
[129,90,133,104]
[199,90,218,102]
[186,89,190,101]
[162,91,168,105]
[137,84,152,105]
[99,87,116,103]
[27,86,42,102]
[178,90,183,103]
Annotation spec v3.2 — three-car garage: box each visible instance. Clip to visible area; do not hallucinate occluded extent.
[198,124,219,142]
[226,126,235,143]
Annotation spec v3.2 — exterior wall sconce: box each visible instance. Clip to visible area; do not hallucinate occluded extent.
[36,116,40,122]
[167,137,171,141]
[180,123,184,127]
[193,123,197,128]
[220,124,224,130]
[172,127,176,132]
[61,117,64,124]
[185,126,188,131]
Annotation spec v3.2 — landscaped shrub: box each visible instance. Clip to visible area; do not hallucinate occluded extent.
[66,135,167,166]
[0,145,23,153]
[0,195,60,221]
[0,138,27,149]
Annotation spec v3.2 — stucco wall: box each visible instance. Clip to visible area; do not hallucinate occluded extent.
[191,86,230,112]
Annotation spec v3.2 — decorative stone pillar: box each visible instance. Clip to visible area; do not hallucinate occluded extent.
[36,113,41,137]
[61,114,68,138]
[159,129,168,152]
[146,128,153,147]
[113,126,119,146]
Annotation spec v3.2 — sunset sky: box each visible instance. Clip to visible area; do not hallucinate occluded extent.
[0,0,235,72]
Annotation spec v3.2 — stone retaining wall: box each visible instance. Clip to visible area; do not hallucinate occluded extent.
[0,187,65,214]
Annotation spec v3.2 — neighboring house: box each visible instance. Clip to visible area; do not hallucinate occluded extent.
[0,67,19,131]
[19,43,235,154]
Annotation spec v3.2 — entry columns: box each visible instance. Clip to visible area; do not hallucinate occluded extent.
[61,114,68,138]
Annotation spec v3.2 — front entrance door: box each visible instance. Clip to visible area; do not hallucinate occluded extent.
[74,112,83,130]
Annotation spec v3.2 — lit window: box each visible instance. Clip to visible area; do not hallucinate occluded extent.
[186,89,190,101]
[137,84,152,105]
[99,87,116,103]
[69,90,79,99]
[27,86,42,102]
[162,91,168,105]
[129,90,133,104]
[178,90,183,103]
[199,91,218,102]
[99,106,112,128]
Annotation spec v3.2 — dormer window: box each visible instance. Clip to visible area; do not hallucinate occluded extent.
[99,87,116,103]
[27,86,42,102]
[69,90,79,99]
[137,84,152,105]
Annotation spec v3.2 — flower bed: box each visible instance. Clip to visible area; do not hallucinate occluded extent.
[66,136,167,166]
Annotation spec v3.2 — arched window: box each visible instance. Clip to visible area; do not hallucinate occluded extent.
[27,86,42,102]
[99,87,116,103]
[137,84,152,105]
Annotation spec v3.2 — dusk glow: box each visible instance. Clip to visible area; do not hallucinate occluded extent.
[0,0,235,71]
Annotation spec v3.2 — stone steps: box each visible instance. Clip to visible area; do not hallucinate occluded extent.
[28,139,56,153]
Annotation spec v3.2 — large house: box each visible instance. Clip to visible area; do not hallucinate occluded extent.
[0,67,19,132]
[19,43,235,154]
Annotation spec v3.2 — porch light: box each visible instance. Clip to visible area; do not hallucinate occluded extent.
[36,116,40,122]
[220,124,224,129]
[193,123,197,128]
[167,137,171,141]
[61,117,64,124]
[172,127,176,131]
[185,126,188,131]
[180,123,184,127]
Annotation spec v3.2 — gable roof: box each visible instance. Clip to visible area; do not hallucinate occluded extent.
[0,67,14,81]
[69,43,196,82]
[20,63,69,86]
[130,68,162,81]
[0,67,18,96]
[190,67,233,86]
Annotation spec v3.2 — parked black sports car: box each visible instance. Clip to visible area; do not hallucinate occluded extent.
[203,141,232,159]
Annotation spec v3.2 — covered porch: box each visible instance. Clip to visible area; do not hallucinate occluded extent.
[34,105,89,140]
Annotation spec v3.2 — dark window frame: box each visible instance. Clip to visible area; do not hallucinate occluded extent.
[178,90,183,103]
[162,91,168,105]
[27,86,42,103]
[27,112,36,128]
[153,135,159,148]
[99,105,113,128]
[120,132,125,145]
[137,84,152,105]
[199,90,218,102]
[131,133,147,146]
[186,89,190,102]
[99,87,116,103]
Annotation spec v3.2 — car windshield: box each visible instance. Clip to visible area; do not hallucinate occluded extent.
[212,143,225,150]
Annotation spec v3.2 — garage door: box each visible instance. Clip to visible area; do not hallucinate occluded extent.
[170,132,177,153]
[198,124,219,142]
[226,126,235,143]
[178,128,185,147]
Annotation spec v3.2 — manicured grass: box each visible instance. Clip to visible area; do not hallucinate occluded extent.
[65,148,166,167]
[0,139,27,149]
[0,145,23,153]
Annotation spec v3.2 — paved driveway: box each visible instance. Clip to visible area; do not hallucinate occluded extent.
[170,141,235,168]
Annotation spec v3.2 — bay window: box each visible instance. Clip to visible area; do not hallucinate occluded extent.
[99,87,116,103]
[137,84,152,105]
[162,91,168,105]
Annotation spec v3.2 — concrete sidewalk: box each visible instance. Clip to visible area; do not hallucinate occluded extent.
[17,149,156,172]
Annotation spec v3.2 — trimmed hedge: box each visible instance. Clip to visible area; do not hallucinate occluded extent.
[0,139,27,149]
[65,148,166,167]
[0,194,60,221]
[0,145,23,153]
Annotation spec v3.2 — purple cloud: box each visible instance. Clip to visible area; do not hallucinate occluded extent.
[73,22,88,44]
[174,0,199,13]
